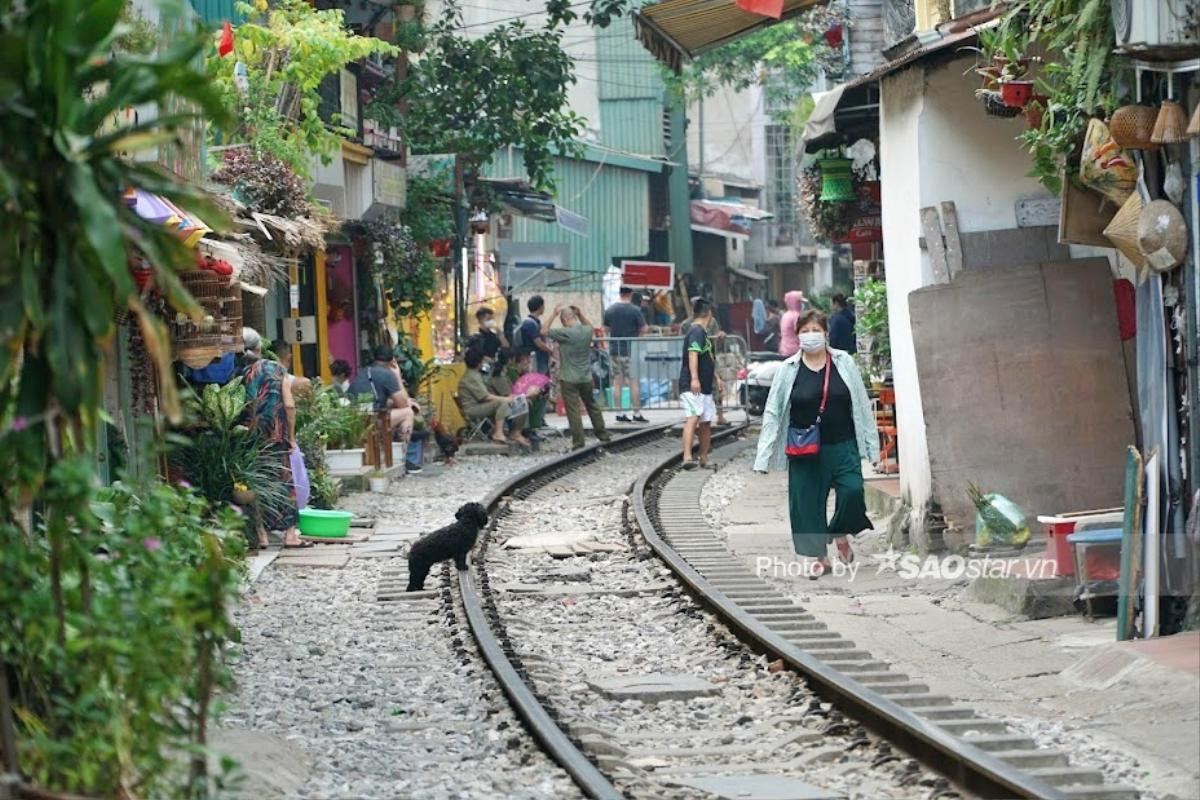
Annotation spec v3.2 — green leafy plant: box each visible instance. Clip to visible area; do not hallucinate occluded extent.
[360,219,438,316]
[852,277,890,380]
[175,379,293,533]
[662,3,849,121]
[296,383,371,451]
[368,2,586,192]
[211,147,309,216]
[394,330,441,397]
[796,160,859,243]
[0,457,245,798]
[206,0,395,177]
[982,0,1119,194]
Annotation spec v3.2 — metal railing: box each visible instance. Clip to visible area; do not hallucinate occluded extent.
[583,333,748,411]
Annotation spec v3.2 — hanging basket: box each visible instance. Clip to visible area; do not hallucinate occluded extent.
[1110,105,1159,150]
[817,157,855,202]
[979,90,1021,118]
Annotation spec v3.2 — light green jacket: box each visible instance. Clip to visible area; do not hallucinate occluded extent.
[753,349,880,472]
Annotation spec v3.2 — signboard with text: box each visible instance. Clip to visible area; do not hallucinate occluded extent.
[620,260,674,290]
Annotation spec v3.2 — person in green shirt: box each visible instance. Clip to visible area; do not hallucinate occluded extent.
[546,304,611,450]
[458,348,530,446]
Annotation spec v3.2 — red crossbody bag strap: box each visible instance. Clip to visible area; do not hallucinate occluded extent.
[814,358,831,423]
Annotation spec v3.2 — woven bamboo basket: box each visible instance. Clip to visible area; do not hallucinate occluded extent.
[1109,105,1159,150]
[1151,100,1189,144]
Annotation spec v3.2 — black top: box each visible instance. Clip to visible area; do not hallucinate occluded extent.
[603,301,646,357]
[789,359,854,443]
[679,324,715,395]
[829,308,857,353]
[477,329,503,359]
[518,316,549,374]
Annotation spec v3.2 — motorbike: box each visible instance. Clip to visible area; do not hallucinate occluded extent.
[738,351,785,416]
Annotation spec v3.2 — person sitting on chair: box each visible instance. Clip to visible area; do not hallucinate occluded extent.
[458,347,530,446]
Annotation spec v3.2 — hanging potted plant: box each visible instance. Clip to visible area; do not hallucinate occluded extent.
[797,154,860,244]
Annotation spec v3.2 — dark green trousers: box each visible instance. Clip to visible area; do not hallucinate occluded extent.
[787,439,872,557]
[560,381,610,449]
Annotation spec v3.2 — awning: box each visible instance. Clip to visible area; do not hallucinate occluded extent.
[127,188,212,248]
[690,199,771,240]
[482,176,591,236]
[634,0,826,71]
[730,265,768,281]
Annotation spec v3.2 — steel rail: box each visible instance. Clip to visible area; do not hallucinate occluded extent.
[456,422,677,800]
[631,439,1069,800]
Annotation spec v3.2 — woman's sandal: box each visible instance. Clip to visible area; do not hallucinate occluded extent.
[808,559,829,580]
[283,540,316,549]
[836,538,855,564]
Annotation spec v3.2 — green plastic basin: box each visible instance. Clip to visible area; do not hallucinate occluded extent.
[297,509,353,538]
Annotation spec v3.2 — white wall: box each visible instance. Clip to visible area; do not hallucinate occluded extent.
[917,58,1051,232]
[687,84,763,188]
[881,57,1057,544]
[879,65,933,532]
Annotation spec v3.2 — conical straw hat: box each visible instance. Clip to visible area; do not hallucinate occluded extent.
[1137,199,1188,272]
[1188,101,1199,137]
[1104,193,1146,269]
[1110,105,1159,149]
[1151,100,1189,144]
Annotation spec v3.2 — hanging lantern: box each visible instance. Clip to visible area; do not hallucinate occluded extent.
[1151,99,1189,144]
[818,157,855,202]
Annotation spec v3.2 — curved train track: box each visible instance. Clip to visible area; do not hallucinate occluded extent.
[453,423,1137,800]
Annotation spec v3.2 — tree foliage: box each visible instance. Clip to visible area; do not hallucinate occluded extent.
[206,0,395,177]
[662,3,849,119]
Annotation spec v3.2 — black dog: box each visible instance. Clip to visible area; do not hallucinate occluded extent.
[406,502,489,591]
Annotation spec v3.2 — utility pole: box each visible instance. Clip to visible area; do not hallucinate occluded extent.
[666,91,694,277]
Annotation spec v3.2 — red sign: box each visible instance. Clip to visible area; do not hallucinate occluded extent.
[834,181,882,245]
[621,260,675,290]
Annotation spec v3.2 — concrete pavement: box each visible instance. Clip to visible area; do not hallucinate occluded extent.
[711,450,1200,800]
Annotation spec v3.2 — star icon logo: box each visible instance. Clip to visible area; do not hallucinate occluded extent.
[874,548,901,575]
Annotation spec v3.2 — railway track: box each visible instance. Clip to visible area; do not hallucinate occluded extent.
[453,424,1140,800]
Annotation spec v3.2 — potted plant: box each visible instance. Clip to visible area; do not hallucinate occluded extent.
[367,469,390,493]
[324,406,371,472]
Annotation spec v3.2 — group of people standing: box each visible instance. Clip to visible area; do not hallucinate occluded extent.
[757,291,858,357]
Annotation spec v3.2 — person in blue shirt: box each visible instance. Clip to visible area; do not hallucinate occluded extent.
[828,293,857,354]
[517,295,553,376]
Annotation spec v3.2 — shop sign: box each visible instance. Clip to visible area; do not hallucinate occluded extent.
[834,180,882,245]
[621,260,674,290]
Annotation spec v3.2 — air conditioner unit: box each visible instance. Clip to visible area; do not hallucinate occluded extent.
[1112,0,1200,59]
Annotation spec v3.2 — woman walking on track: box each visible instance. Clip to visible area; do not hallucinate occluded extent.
[753,310,879,578]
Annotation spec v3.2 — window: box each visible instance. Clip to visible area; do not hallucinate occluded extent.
[765,124,795,247]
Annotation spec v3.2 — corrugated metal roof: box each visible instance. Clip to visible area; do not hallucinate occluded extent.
[595,17,667,158]
[599,98,667,157]
[485,149,651,276]
[188,0,241,24]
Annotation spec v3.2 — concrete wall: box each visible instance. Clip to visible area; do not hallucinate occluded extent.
[880,65,934,534]
[687,85,764,187]
[909,259,1135,538]
[880,57,1058,545]
[917,58,1051,233]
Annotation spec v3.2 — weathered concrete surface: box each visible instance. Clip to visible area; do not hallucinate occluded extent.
[908,258,1133,536]
[716,455,1200,800]
[666,774,843,800]
[587,673,721,702]
[209,728,310,799]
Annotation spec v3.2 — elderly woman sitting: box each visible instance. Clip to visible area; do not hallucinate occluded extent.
[458,347,531,446]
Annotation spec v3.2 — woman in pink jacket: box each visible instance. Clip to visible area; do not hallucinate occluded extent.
[777,290,807,357]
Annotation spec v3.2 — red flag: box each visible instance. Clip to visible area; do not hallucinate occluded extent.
[218,21,234,57]
[735,0,783,19]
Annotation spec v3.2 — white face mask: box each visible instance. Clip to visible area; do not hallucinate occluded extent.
[798,331,827,353]
[483,319,496,330]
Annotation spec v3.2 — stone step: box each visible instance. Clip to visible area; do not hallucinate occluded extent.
[995,749,1069,769]
[958,733,1037,752]
[1058,783,1140,800]
[869,682,931,696]
[1024,767,1106,787]
[846,671,907,684]
[883,693,954,709]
